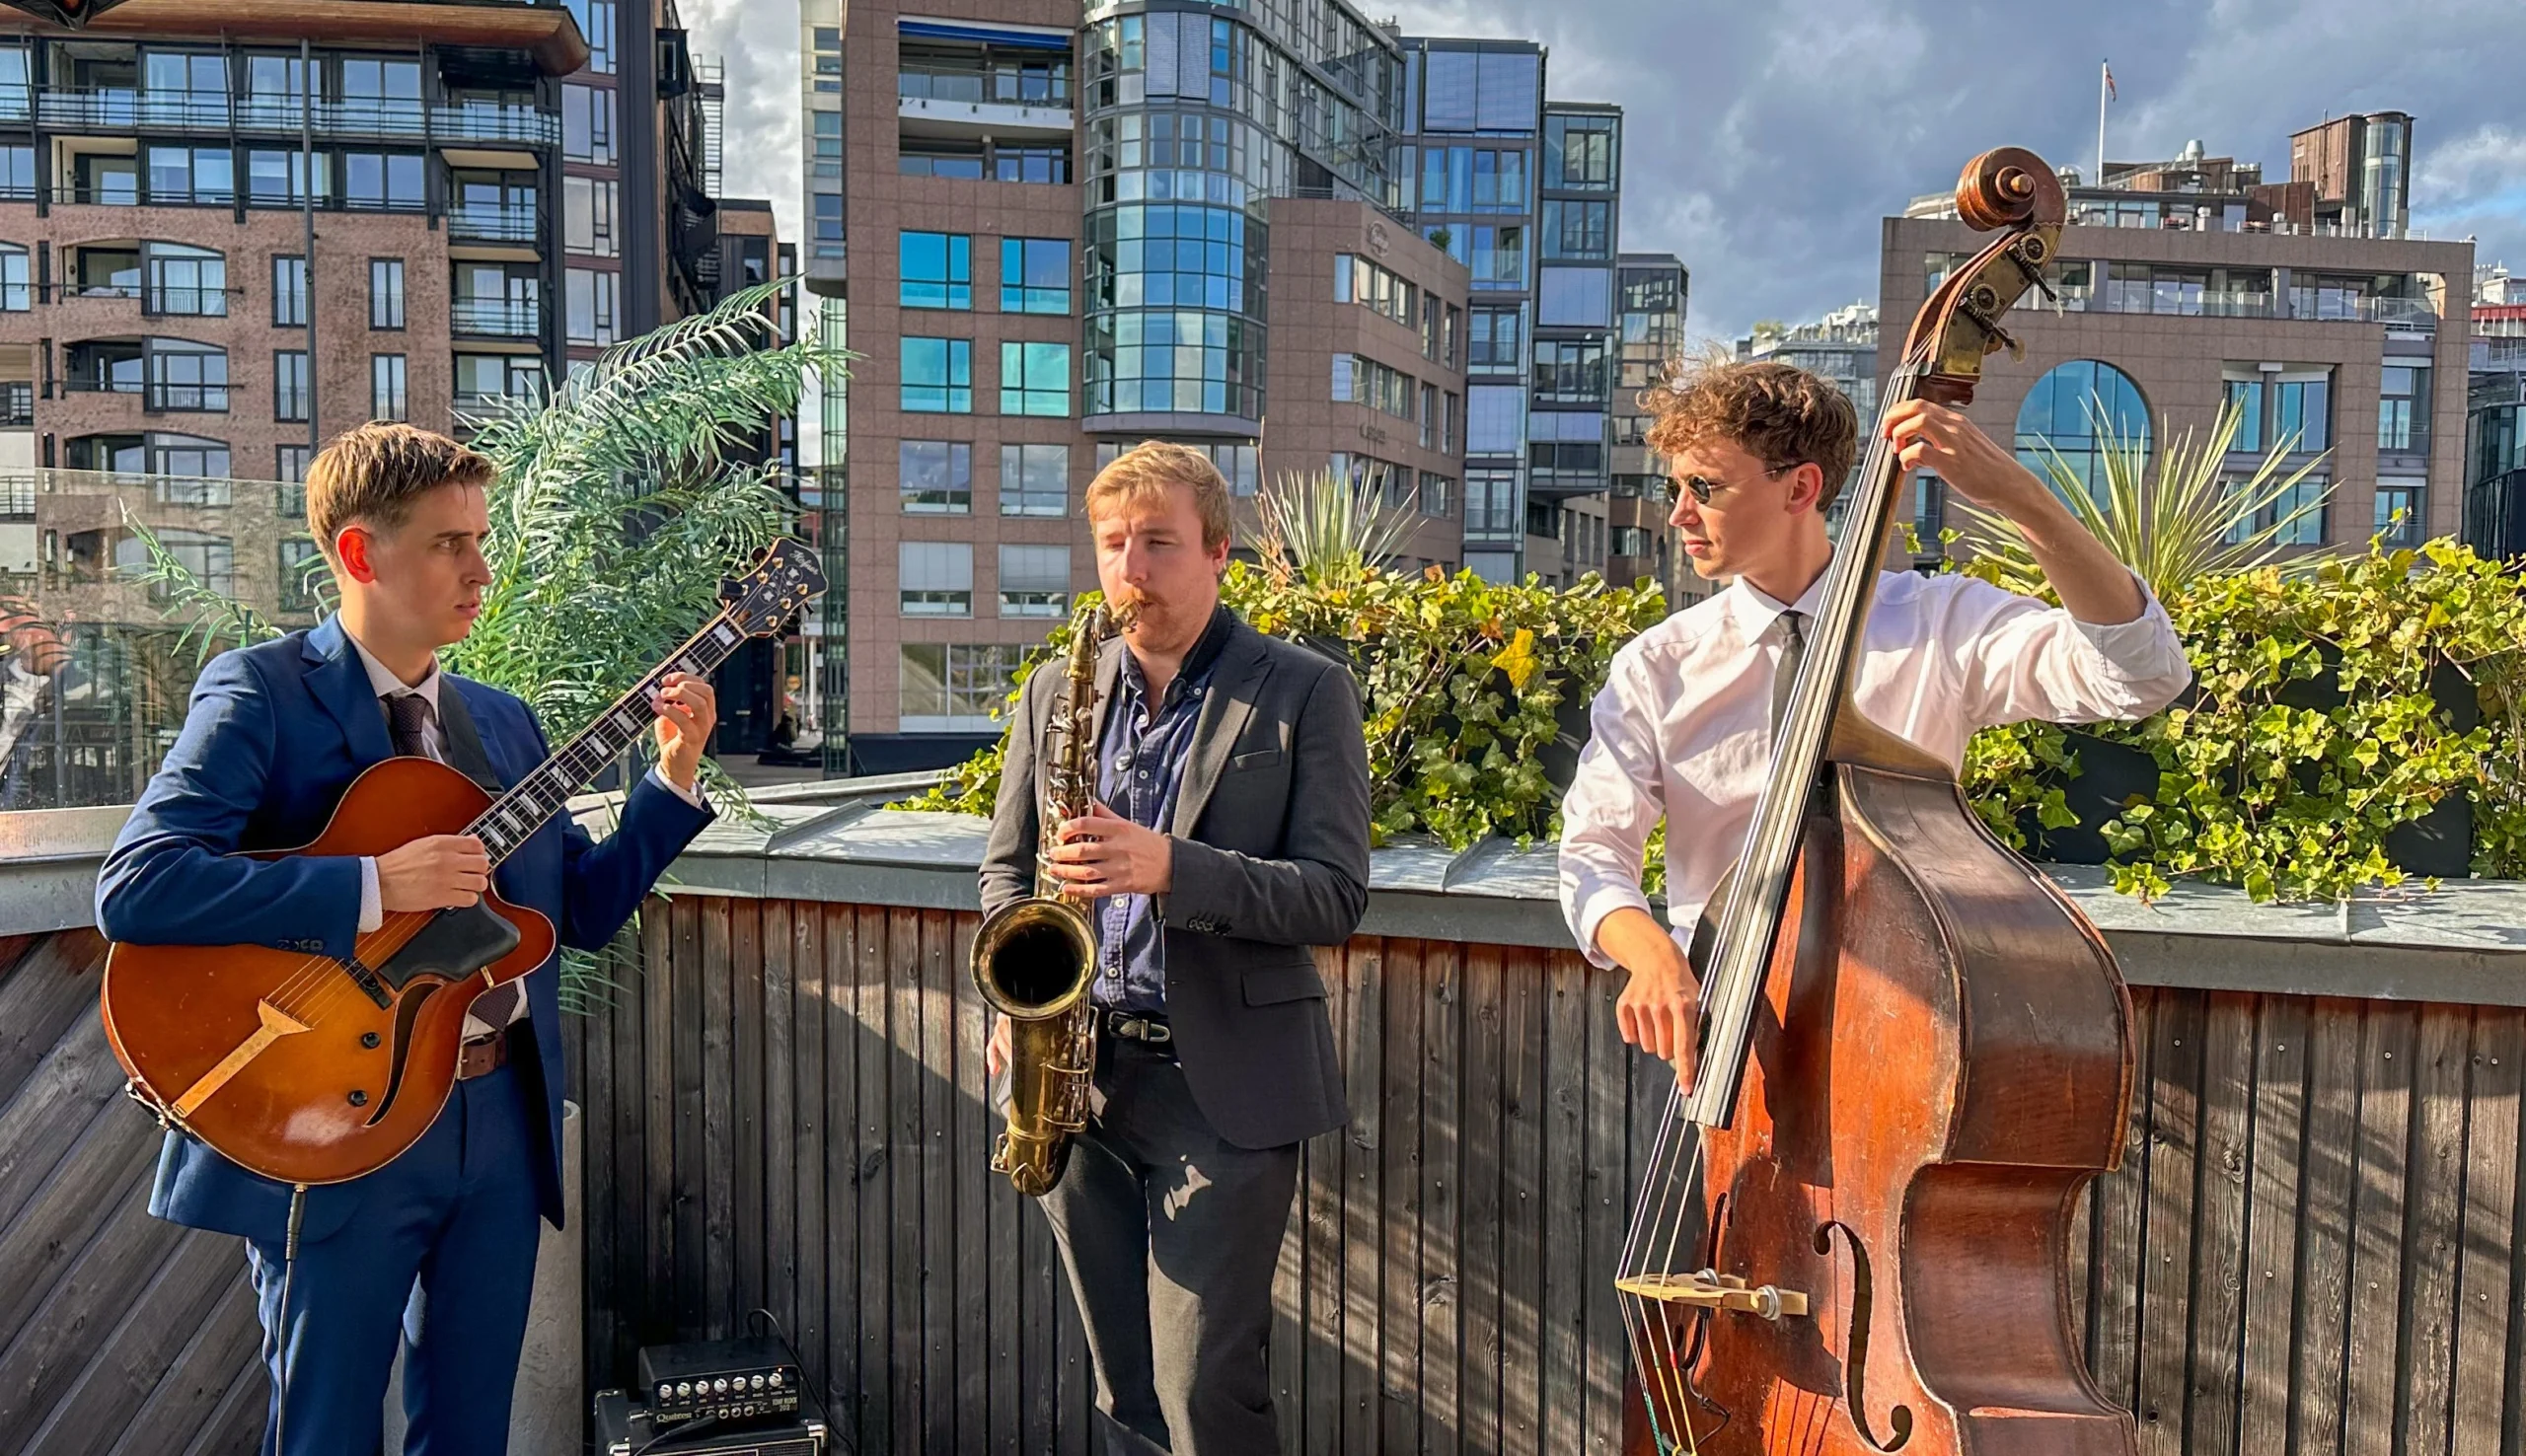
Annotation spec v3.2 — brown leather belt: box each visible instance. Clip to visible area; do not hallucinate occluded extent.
[456,1032,509,1080]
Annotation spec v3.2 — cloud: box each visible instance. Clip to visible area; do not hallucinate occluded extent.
[677,0,801,248]
[680,0,2526,334]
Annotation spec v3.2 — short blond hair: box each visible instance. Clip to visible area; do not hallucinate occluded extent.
[307,422,495,558]
[1083,441,1232,551]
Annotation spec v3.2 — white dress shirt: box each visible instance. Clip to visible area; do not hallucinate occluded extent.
[1557,569,2192,970]
[345,631,703,1035]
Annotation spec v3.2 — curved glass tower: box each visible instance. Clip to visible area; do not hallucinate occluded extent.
[1078,2,1402,435]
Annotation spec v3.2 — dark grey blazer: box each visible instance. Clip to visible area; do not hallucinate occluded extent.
[979,614,1371,1149]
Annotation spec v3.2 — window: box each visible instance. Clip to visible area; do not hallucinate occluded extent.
[899,643,1025,731]
[2224,376,2264,453]
[337,57,420,123]
[1001,239,1071,314]
[902,337,972,412]
[246,149,322,206]
[1335,354,1413,418]
[1532,340,1607,404]
[1001,443,1069,516]
[900,440,972,513]
[811,110,842,169]
[564,176,620,256]
[0,145,34,201]
[2378,365,2428,452]
[1542,199,1611,259]
[2270,473,2329,546]
[567,0,618,74]
[899,542,974,616]
[999,545,1071,618]
[1469,225,1525,290]
[1464,466,1520,534]
[0,244,26,312]
[899,232,971,309]
[1544,113,1618,189]
[145,145,235,206]
[994,144,1071,184]
[2014,359,2151,504]
[370,353,407,421]
[1528,411,1604,482]
[271,255,309,327]
[562,84,617,165]
[2374,481,2422,546]
[1536,267,1612,327]
[274,350,310,421]
[455,353,544,408]
[565,267,619,345]
[147,340,228,411]
[2275,373,2331,454]
[126,527,234,597]
[1418,472,1456,518]
[1334,254,1418,328]
[900,140,987,180]
[1001,341,1071,416]
[368,258,405,329]
[279,538,324,611]
[276,443,311,485]
[1416,145,1529,213]
[1468,307,1522,369]
[340,152,424,210]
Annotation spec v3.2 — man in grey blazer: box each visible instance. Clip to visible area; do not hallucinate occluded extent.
[980,442,1371,1455]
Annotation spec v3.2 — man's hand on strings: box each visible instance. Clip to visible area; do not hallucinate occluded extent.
[1615,947,1702,1083]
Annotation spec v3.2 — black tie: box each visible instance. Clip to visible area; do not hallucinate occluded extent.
[1769,611,1808,746]
[384,692,520,1033]
[386,692,432,759]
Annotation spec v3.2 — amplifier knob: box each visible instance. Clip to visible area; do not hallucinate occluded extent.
[656,1383,671,1403]
[753,1374,768,1390]
[770,1371,784,1388]
[713,1378,728,1394]
[675,1382,691,1399]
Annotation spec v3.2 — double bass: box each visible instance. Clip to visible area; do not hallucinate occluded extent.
[1616,148,2139,1455]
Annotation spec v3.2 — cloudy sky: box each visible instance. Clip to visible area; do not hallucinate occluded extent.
[680,0,2526,344]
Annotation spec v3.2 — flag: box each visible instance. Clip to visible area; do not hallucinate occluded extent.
[2103,62,2117,102]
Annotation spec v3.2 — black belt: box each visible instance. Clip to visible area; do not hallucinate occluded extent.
[1100,1008,1172,1047]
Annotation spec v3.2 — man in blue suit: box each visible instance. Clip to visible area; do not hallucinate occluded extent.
[97,423,717,1455]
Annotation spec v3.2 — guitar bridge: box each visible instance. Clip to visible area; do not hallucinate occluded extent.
[337,955,393,1009]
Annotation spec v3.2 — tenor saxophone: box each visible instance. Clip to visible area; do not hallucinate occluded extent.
[972,596,1139,1197]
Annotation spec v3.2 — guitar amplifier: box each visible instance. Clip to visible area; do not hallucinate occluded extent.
[637,1337,805,1432]
[593,1386,833,1456]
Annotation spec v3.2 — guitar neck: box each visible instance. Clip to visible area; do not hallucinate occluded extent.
[467,613,746,866]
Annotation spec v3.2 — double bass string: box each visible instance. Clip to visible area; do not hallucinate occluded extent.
[1611,357,1933,1453]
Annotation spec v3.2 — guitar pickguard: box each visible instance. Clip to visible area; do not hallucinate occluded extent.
[372,900,524,991]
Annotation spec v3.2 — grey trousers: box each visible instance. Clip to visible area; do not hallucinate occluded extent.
[1035,1039,1301,1456]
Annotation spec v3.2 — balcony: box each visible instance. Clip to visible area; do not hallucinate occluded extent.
[32,88,558,149]
[450,299,542,336]
[0,383,33,428]
[447,207,542,246]
[896,63,1072,138]
[453,388,540,417]
[2377,423,2432,458]
[142,381,229,413]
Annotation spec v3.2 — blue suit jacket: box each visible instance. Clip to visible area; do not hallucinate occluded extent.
[96,614,713,1245]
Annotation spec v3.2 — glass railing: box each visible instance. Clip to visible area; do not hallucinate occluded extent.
[448,207,542,244]
[451,299,542,335]
[2377,424,2431,455]
[36,88,557,147]
[896,64,1073,108]
[142,382,230,412]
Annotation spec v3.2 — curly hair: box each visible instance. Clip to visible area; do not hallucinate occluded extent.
[1639,355,1861,510]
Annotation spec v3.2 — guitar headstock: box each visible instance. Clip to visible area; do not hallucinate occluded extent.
[719,539,829,637]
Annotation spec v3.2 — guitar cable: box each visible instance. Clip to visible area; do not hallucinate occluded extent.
[272,1182,307,1456]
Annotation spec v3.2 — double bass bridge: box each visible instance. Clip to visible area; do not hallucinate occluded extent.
[1615,1270,1811,1323]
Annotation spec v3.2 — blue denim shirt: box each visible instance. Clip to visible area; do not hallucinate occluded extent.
[1090,607,1233,1014]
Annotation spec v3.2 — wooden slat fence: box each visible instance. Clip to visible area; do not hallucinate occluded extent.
[573,896,2526,1456]
[2,902,2523,1456]
[0,931,266,1456]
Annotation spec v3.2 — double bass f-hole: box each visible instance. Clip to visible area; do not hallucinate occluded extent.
[1816,1220,1913,1453]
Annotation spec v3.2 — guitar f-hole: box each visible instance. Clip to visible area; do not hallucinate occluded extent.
[363,982,441,1127]
[1815,1220,1912,1452]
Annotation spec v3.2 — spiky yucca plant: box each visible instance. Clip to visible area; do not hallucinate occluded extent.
[1252,466,1420,585]
[1952,396,2335,603]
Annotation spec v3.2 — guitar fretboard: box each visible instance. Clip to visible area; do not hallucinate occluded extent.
[467,615,747,865]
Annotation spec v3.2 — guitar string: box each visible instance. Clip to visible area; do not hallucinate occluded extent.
[243,602,766,1044]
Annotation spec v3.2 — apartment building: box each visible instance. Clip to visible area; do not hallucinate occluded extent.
[1604,250,1690,603]
[1883,121,2471,559]
[0,0,758,809]
[799,0,1522,765]
[2463,264,2526,556]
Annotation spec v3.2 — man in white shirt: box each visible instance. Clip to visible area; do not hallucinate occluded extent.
[1558,358,2192,1080]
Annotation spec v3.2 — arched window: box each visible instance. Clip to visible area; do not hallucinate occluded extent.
[2014,359,2150,504]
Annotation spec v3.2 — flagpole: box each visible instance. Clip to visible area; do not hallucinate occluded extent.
[2097,60,2109,184]
[2091,59,2112,183]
